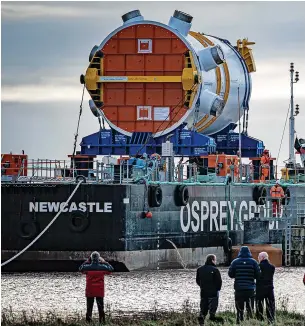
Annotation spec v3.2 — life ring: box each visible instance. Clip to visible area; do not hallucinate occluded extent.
[148,185,162,208]
[282,187,291,206]
[70,210,90,232]
[19,220,39,239]
[223,237,232,254]
[174,185,189,206]
[76,175,86,183]
[253,185,267,205]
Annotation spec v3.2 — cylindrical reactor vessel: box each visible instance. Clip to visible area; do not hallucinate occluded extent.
[83,10,256,137]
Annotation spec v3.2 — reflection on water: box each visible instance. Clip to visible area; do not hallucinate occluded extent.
[1,267,305,317]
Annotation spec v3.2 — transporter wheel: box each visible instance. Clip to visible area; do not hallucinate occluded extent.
[70,210,90,232]
[282,187,291,206]
[19,220,39,239]
[223,237,232,254]
[148,185,162,208]
[174,185,189,206]
[253,185,267,205]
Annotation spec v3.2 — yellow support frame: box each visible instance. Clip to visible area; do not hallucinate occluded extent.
[236,38,256,73]
[98,75,183,83]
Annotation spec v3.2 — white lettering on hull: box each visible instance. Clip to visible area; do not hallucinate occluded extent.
[29,202,113,213]
[180,200,279,232]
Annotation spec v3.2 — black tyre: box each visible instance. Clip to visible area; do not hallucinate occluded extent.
[148,185,162,208]
[70,210,90,232]
[174,185,189,206]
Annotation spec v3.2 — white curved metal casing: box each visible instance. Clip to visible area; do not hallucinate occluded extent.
[198,46,224,72]
[94,14,251,137]
[168,16,192,36]
[185,33,250,135]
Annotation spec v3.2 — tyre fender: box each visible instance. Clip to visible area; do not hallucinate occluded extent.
[70,210,90,232]
[174,185,189,206]
[19,220,39,239]
[148,185,162,208]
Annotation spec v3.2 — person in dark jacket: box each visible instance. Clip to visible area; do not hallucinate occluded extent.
[79,251,114,324]
[196,254,223,325]
[228,246,261,324]
[256,252,275,323]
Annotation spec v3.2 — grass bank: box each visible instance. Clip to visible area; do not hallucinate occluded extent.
[2,305,305,326]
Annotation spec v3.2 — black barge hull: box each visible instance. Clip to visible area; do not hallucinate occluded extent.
[2,183,305,271]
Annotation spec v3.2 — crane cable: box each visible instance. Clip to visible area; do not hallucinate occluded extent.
[71,84,86,161]
[276,103,291,165]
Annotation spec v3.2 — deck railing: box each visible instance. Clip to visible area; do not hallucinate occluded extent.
[1,158,305,185]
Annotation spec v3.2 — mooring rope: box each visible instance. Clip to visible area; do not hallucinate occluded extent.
[1,180,83,267]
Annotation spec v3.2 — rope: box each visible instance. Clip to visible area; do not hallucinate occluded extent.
[276,103,291,165]
[72,84,86,160]
[1,180,83,267]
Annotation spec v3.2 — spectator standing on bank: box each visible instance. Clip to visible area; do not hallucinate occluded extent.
[79,251,114,324]
[256,252,276,323]
[196,254,223,325]
[228,246,261,324]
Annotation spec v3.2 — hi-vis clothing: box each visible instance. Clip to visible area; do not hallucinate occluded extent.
[270,185,285,217]
[260,155,270,181]
[261,155,270,168]
[270,186,284,199]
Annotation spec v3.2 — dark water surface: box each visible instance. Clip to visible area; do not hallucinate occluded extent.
[1,268,305,318]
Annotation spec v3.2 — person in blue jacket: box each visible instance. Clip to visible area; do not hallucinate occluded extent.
[228,246,261,324]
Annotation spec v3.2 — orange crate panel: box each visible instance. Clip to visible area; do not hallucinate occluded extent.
[118,121,136,131]
[103,39,118,54]
[154,39,172,54]
[117,106,136,122]
[145,89,164,106]
[103,107,118,121]
[145,55,164,71]
[125,89,144,105]
[136,25,154,38]
[154,26,172,38]
[118,39,136,54]
[126,55,144,71]
[117,26,136,38]
[104,89,125,105]
[135,121,154,132]
[105,55,125,71]
[171,38,187,53]
[164,89,183,105]
[164,55,184,71]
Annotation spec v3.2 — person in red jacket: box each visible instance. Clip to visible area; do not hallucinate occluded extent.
[79,251,114,323]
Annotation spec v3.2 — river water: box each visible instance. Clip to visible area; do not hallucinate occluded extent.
[1,267,305,318]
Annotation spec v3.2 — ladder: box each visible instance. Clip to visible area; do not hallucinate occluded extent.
[16,159,25,179]
[296,200,305,225]
[285,216,292,266]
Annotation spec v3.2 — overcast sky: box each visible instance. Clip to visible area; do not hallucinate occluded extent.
[1,1,305,167]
